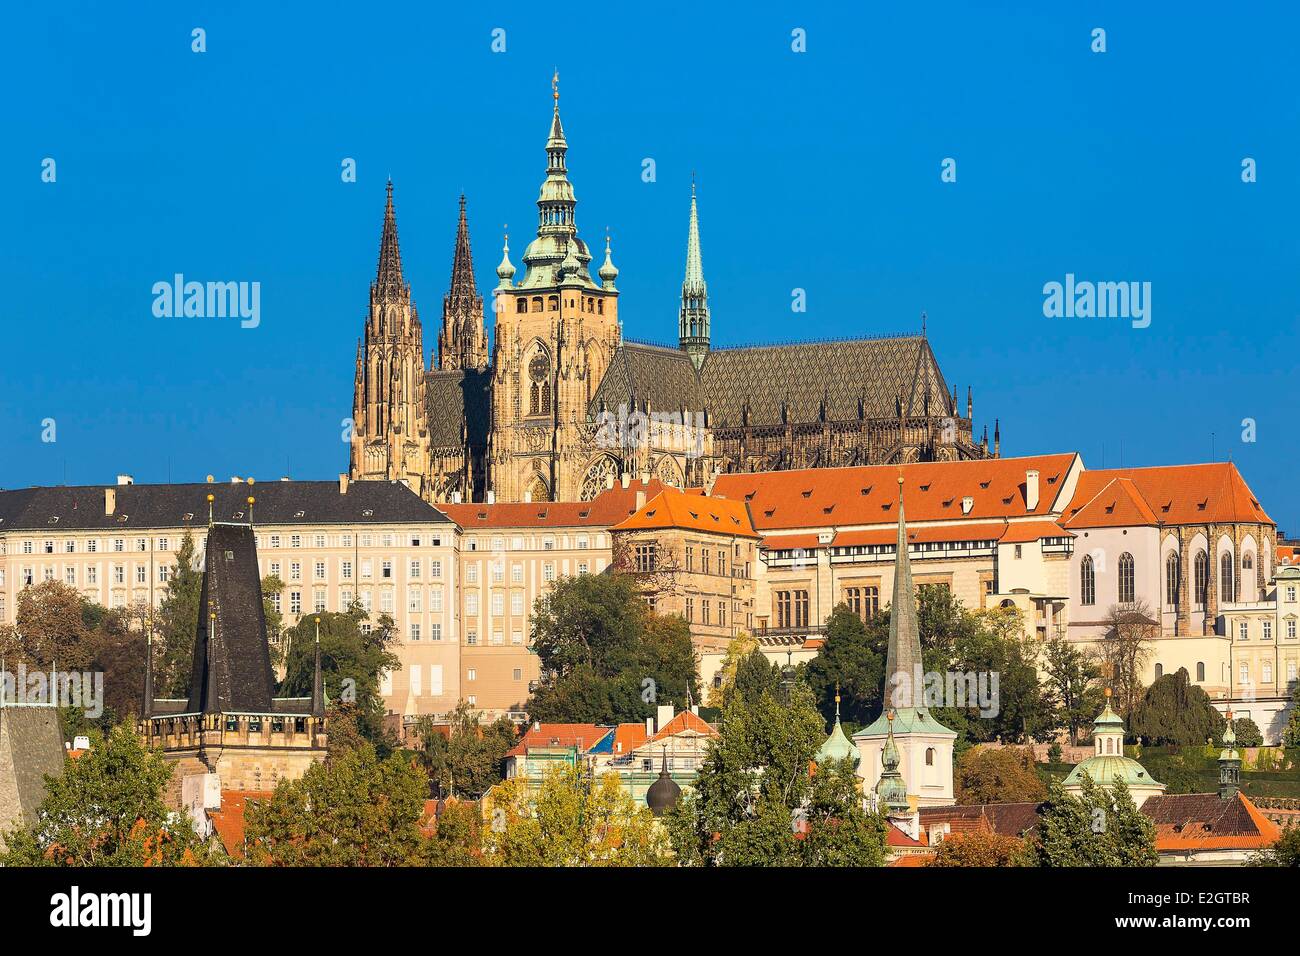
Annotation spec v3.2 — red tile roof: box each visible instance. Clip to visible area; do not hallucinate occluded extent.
[647,709,718,745]
[711,453,1079,531]
[886,824,928,847]
[1143,791,1282,851]
[761,520,1071,551]
[207,790,274,861]
[611,722,649,755]
[612,487,759,538]
[890,852,936,866]
[439,480,674,530]
[1064,463,1272,528]
[505,723,610,758]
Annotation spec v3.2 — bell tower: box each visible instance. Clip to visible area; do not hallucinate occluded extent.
[438,195,488,371]
[488,74,621,502]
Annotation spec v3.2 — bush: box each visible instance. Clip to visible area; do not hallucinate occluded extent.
[1228,717,1263,748]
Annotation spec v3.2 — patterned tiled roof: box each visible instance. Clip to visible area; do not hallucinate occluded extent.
[589,342,703,415]
[424,367,492,449]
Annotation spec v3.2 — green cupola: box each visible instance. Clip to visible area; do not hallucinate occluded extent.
[815,688,860,769]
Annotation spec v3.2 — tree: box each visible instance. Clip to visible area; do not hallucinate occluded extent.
[1228,716,1263,748]
[426,799,483,867]
[483,765,673,867]
[1095,601,1157,717]
[667,680,885,867]
[928,829,1033,867]
[280,606,400,750]
[1032,775,1157,867]
[707,632,759,708]
[0,725,214,866]
[243,742,431,866]
[1042,637,1104,745]
[1280,685,1300,748]
[1250,825,1300,867]
[1130,668,1224,746]
[954,746,1047,804]
[803,604,885,728]
[11,580,96,670]
[527,574,698,724]
[156,530,203,696]
[1138,753,1202,795]
[261,574,286,670]
[732,648,781,704]
[416,701,517,799]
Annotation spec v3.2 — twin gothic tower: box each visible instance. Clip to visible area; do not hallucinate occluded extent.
[350,81,988,505]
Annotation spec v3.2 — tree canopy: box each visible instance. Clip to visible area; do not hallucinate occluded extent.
[1129,668,1224,746]
[954,745,1047,804]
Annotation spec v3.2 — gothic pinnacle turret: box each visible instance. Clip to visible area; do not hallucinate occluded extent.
[439,194,488,371]
[679,178,710,370]
[373,180,407,305]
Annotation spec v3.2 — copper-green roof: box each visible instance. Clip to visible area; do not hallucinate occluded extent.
[854,707,955,740]
[815,717,859,767]
[1064,756,1165,792]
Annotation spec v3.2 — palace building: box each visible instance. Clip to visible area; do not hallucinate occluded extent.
[348,78,992,506]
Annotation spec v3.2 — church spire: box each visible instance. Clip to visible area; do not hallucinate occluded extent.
[884,476,924,714]
[679,177,710,369]
[373,179,406,299]
[439,194,487,370]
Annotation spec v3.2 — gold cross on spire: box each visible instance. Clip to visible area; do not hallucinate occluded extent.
[552,69,559,102]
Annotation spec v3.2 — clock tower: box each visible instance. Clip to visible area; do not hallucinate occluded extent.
[488,75,621,502]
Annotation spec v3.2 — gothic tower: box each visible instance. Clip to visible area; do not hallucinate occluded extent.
[488,75,621,503]
[679,181,710,369]
[349,182,431,494]
[438,195,488,371]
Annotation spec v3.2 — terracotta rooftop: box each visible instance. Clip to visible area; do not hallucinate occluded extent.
[207,790,273,860]
[505,723,610,758]
[439,479,678,530]
[1064,463,1272,528]
[1142,791,1282,851]
[612,486,759,539]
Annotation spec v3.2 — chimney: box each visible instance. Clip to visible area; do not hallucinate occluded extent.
[452,491,462,504]
[338,474,350,495]
[487,490,495,504]
[645,716,655,736]
[690,704,699,716]
[104,488,116,516]
[523,489,532,503]
[621,473,630,489]
[640,472,650,485]
[961,496,973,515]
[1025,470,1040,512]
[533,720,540,731]
[635,490,646,511]
[116,474,133,486]
[657,703,674,732]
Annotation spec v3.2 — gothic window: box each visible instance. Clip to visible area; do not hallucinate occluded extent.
[597,299,604,315]
[1165,553,1180,607]
[1194,551,1208,606]
[527,474,551,503]
[529,382,540,416]
[528,351,550,417]
[579,457,619,502]
[1221,552,1235,603]
[516,297,526,313]
[1080,555,1096,606]
[1118,552,1135,604]
[540,381,552,415]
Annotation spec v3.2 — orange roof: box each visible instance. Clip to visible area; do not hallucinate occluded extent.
[611,722,649,755]
[890,852,936,867]
[207,790,274,861]
[612,487,759,539]
[1278,545,1299,566]
[761,520,1071,551]
[1144,791,1282,851]
[710,453,1079,531]
[439,479,674,531]
[1064,463,1272,528]
[886,824,928,848]
[505,723,610,758]
[646,709,719,746]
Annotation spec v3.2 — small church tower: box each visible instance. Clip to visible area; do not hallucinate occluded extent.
[853,477,957,808]
[438,195,488,371]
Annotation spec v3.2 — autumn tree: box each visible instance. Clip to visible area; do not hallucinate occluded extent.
[706,632,759,708]
[954,746,1047,804]
[928,829,1033,867]
[243,742,431,866]
[483,765,673,867]
[0,725,215,867]
[416,701,517,799]
[11,580,96,670]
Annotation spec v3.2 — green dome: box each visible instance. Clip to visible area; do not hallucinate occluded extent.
[1064,755,1164,792]
[815,717,859,768]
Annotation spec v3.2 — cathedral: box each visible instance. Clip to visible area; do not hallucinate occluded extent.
[349,79,993,504]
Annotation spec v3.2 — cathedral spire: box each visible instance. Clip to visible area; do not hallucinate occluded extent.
[439,194,487,370]
[374,179,406,298]
[884,476,924,714]
[679,178,710,370]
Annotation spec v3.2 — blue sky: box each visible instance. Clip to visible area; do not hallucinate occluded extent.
[2,2,1297,532]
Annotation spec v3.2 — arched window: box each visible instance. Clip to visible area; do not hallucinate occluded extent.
[531,296,543,312]
[1105,738,1114,754]
[516,297,526,313]
[925,748,935,766]
[1196,661,1205,682]
[1165,553,1180,607]
[529,381,539,416]
[1080,555,1096,606]
[1194,551,1208,607]
[597,299,604,314]
[1118,552,1135,604]
[1221,552,1235,603]
[1243,552,1254,571]
[547,295,559,312]
[1154,663,1163,679]
[540,381,552,415]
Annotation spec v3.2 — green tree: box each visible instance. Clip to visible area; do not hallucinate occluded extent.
[1042,637,1104,745]
[280,607,400,750]
[954,746,1047,804]
[261,574,286,669]
[416,701,517,798]
[157,530,203,696]
[1280,685,1300,748]
[732,648,781,704]
[1227,716,1263,748]
[1250,825,1300,867]
[667,680,885,866]
[1033,775,1158,867]
[11,579,96,670]
[1130,668,1224,746]
[0,725,215,866]
[527,574,698,724]
[706,632,758,708]
[803,604,885,729]
[483,765,673,867]
[1139,753,1202,795]
[426,799,483,866]
[243,742,431,866]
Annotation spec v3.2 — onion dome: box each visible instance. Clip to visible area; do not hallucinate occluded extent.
[598,230,619,289]
[875,712,910,815]
[815,689,859,768]
[496,230,515,288]
[645,747,682,817]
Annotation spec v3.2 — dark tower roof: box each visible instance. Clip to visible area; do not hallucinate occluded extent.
[446,194,480,307]
[186,523,278,714]
[373,181,407,299]
[645,748,682,817]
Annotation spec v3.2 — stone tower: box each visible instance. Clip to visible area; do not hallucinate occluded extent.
[438,195,488,371]
[488,75,621,502]
[679,181,710,369]
[349,182,432,495]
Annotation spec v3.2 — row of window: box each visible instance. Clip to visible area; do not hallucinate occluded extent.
[464,559,589,584]
[265,558,442,583]
[1080,551,1258,607]
[11,531,446,555]
[464,534,599,552]
[18,537,173,555]
[684,598,729,627]
[513,294,606,314]
[5,564,172,587]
